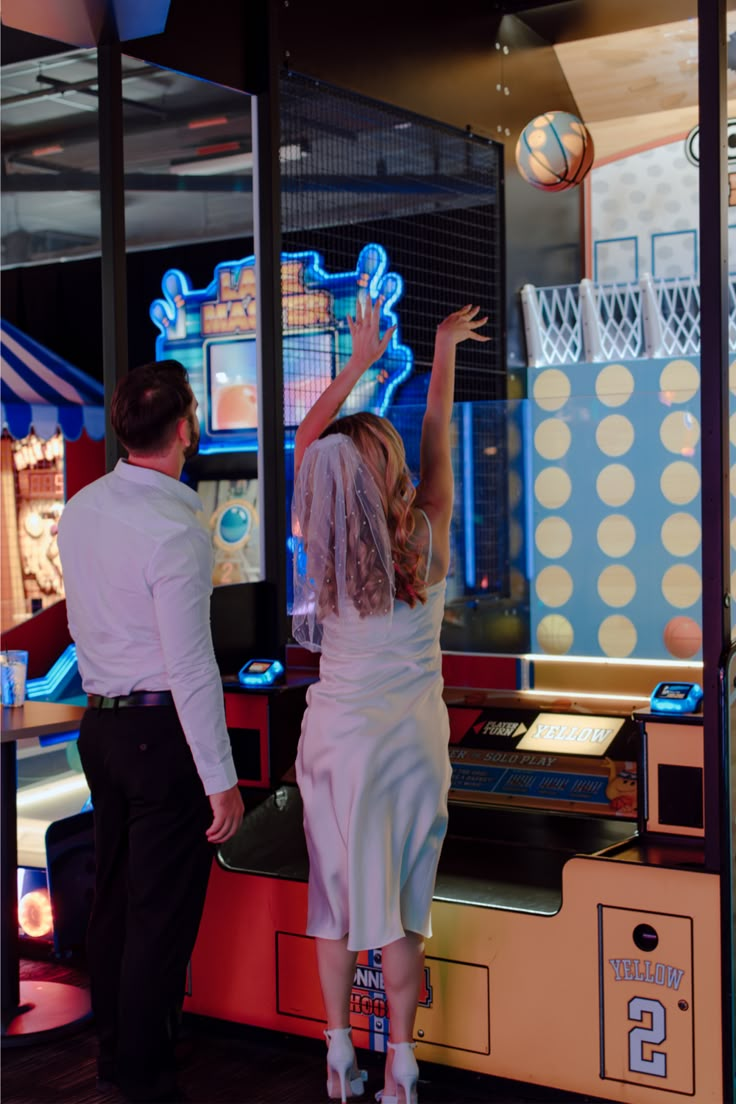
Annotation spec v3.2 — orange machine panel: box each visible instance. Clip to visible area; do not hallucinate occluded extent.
[599,906,694,1094]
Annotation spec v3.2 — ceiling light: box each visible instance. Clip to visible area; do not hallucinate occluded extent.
[279,143,305,162]
[169,151,254,175]
[187,116,229,130]
[169,142,307,176]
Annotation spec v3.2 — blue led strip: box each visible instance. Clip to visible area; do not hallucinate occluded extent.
[462,403,476,589]
[39,729,80,747]
[149,244,413,456]
[26,644,77,701]
[521,398,535,584]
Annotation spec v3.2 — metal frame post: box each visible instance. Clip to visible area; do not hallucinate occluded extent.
[97,39,128,472]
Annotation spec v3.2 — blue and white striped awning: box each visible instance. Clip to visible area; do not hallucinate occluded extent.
[1,319,104,441]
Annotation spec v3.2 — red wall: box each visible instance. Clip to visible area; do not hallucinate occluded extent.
[65,430,105,499]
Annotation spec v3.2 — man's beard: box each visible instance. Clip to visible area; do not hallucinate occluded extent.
[184,412,200,460]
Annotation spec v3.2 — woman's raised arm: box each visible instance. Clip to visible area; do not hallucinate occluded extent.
[293,296,395,475]
[415,305,489,531]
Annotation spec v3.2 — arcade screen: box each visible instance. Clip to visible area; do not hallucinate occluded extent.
[205,331,335,434]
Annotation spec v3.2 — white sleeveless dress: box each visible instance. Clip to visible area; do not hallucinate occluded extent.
[295,514,451,952]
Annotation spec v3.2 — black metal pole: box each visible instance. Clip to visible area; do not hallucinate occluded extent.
[252,0,288,644]
[697,0,733,1094]
[0,741,20,1026]
[97,40,129,473]
[698,0,729,871]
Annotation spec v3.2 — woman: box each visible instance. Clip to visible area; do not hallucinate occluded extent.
[292,296,488,1104]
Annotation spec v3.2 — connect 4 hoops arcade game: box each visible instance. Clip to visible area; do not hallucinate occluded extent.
[184,663,728,1103]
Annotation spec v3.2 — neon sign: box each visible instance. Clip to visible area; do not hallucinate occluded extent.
[150,244,412,454]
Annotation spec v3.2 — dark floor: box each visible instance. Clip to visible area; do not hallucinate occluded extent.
[2,956,616,1104]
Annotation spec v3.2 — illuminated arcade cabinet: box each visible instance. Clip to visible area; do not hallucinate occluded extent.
[148,221,726,1103]
[177,289,726,1102]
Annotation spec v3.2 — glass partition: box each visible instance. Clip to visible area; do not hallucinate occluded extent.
[289,385,709,663]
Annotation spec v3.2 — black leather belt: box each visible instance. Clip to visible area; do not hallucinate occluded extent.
[88,691,174,710]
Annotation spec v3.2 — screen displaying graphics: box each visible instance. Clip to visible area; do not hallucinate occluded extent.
[150,244,412,454]
[206,340,258,433]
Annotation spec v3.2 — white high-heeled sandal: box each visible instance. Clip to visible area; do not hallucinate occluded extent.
[325,1027,367,1103]
[375,1041,418,1104]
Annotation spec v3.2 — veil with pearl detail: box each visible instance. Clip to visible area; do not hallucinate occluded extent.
[291,433,395,652]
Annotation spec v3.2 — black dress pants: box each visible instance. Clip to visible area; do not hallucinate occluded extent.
[78,703,213,1102]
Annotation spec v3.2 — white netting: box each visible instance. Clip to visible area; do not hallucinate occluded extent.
[593,281,643,360]
[522,274,736,365]
[521,283,582,366]
[654,277,701,357]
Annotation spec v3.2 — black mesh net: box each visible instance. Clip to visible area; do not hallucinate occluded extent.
[279,71,503,407]
[280,72,516,632]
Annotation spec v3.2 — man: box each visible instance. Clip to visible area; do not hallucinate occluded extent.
[58,359,244,1103]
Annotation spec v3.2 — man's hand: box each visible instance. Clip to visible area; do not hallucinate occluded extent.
[207,784,245,844]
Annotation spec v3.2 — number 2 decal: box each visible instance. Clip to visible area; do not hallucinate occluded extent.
[628,997,667,1077]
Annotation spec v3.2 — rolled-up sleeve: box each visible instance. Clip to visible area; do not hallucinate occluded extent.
[148,527,237,796]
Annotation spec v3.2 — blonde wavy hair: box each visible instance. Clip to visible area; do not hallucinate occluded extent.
[320,413,427,609]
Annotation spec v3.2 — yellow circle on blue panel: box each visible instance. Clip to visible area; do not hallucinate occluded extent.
[534,467,572,509]
[509,567,527,600]
[536,613,574,654]
[507,420,522,460]
[660,460,700,504]
[535,565,573,607]
[661,563,702,608]
[533,369,571,412]
[730,413,736,447]
[596,464,635,507]
[598,615,637,657]
[534,418,571,460]
[535,516,573,558]
[729,359,736,396]
[509,519,524,559]
[597,514,636,557]
[597,565,637,607]
[660,411,700,455]
[508,469,523,509]
[661,513,701,557]
[596,415,635,457]
[658,359,700,404]
[657,459,701,505]
[595,364,634,407]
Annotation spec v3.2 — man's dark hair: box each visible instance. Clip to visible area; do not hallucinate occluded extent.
[111,359,193,455]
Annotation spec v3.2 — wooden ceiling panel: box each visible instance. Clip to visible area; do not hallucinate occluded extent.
[554,17,736,125]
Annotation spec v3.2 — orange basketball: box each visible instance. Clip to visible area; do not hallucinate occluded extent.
[663,615,702,659]
[516,111,594,192]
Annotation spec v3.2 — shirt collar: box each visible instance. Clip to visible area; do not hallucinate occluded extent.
[114,458,203,513]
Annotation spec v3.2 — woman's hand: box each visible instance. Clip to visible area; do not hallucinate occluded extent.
[347,295,396,369]
[435,304,490,346]
[294,296,395,474]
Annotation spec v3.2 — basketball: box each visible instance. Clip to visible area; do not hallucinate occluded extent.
[663,615,702,660]
[515,111,594,192]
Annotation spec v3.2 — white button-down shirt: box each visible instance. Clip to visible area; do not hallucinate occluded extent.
[58,459,237,796]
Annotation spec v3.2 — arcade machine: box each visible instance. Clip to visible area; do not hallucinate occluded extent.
[171,264,728,1101]
[14,650,93,957]
[145,96,729,1091]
